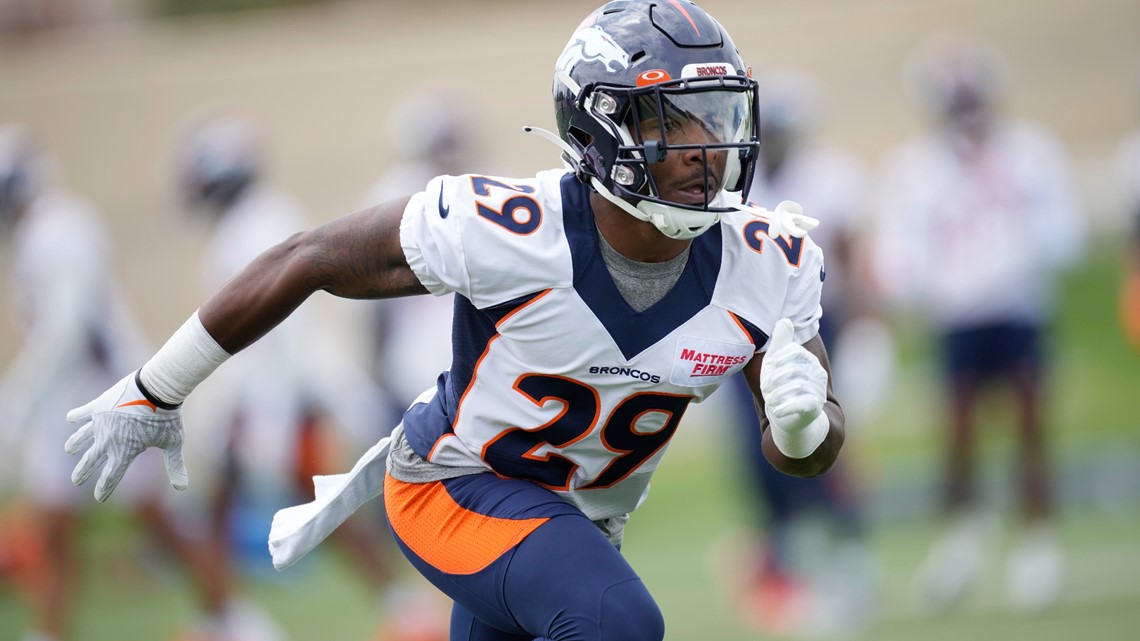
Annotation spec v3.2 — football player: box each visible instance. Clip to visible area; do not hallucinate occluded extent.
[876,36,1084,613]
[0,125,228,641]
[176,112,420,640]
[63,3,844,640]
[1117,121,1140,351]
[722,69,880,638]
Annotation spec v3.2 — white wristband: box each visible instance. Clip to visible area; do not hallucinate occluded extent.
[770,412,830,459]
[139,311,231,406]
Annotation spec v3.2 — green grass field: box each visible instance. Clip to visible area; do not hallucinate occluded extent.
[1,242,1137,641]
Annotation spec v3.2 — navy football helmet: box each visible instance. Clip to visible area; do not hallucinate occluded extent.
[0,125,50,228]
[177,113,261,215]
[551,0,759,239]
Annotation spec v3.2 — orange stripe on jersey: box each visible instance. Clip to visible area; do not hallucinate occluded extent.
[384,473,548,575]
[727,311,756,346]
[495,289,553,329]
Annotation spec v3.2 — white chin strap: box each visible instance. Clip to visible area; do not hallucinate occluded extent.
[618,194,719,240]
[522,125,722,240]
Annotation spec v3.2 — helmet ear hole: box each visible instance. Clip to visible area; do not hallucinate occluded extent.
[568,127,592,147]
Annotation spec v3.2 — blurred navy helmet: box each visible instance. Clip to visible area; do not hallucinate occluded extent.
[385,86,477,173]
[177,113,261,214]
[552,0,759,239]
[911,36,1006,132]
[756,70,822,138]
[0,125,50,226]
[754,70,823,165]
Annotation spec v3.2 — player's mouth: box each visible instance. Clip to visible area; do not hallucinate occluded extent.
[672,174,719,205]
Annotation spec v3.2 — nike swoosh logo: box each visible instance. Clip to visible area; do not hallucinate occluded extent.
[116,399,157,412]
[437,188,449,218]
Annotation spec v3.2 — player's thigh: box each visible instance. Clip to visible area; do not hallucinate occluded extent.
[503,511,664,641]
[450,603,532,641]
[385,472,663,641]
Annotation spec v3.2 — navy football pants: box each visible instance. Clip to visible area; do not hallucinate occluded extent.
[384,472,664,641]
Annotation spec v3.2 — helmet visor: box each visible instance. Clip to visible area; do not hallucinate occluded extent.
[634,88,754,150]
[618,83,756,208]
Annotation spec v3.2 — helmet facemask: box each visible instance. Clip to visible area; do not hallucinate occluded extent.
[547,1,761,239]
[568,75,759,239]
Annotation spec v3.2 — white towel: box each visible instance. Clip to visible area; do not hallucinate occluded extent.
[267,434,391,570]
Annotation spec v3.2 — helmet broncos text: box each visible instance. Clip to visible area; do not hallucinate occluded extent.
[552,0,759,239]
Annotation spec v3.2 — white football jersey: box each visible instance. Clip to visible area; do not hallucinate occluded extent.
[1117,129,1140,216]
[3,191,153,506]
[399,169,824,520]
[191,185,385,479]
[877,122,1084,328]
[748,143,867,314]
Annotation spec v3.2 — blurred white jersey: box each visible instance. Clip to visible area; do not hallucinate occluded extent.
[1116,129,1140,216]
[398,170,824,521]
[877,122,1084,329]
[192,185,382,482]
[2,191,153,506]
[363,162,455,408]
[748,144,867,314]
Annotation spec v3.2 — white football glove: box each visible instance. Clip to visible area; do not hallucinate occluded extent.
[759,318,830,459]
[64,371,188,502]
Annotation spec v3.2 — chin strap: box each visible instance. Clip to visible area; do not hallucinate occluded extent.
[522,125,662,231]
[731,200,820,240]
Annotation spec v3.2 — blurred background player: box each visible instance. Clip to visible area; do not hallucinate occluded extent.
[1116,115,1140,351]
[357,86,482,641]
[875,36,1086,613]
[720,70,883,639]
[176,111,445,641]
[0,124,234,641]
[361,84,482,411]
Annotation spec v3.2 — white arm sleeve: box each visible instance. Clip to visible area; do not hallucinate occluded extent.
[139,311,231,406]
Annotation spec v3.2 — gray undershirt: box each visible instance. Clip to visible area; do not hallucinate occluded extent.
[595,225,690,312]
[385,224,688,547]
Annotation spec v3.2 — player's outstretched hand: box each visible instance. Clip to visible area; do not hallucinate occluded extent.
[760,318,829,458]
[64,371,188,502]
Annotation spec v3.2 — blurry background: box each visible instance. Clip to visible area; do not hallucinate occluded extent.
[1,0,1137,640]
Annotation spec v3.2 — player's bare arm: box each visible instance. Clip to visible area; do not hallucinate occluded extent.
[744,332,845,478]
[200,196,427,354]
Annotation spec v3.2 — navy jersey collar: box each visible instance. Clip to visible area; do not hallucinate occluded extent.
[560,174,723,360]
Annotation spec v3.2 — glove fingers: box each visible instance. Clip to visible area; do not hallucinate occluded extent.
[94,455,129,503]
[64,421,95,455]
[162,446,189,491]
[66,399,98,424]
[770,395,823,420]
[71,447,105,487]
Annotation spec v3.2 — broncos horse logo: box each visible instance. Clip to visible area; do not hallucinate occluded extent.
[556,26,631,74]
